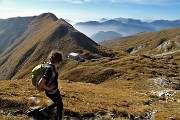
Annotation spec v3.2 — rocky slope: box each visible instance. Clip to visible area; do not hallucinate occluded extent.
[102,27,180,64]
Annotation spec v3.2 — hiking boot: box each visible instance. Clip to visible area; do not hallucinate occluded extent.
[26,109,40,116]
[39,109,48,117]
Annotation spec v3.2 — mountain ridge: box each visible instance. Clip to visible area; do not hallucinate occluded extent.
[0,13,115,80]
[74,18,180,38]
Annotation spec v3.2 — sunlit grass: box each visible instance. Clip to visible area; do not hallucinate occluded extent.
[0,52,179,119]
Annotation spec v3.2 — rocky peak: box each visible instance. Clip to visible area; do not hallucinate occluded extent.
[34,12,58,21]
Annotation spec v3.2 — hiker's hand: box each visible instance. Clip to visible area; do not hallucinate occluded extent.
[48,84,55,90]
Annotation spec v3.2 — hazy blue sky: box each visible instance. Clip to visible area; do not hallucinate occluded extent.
[0,0,180,22]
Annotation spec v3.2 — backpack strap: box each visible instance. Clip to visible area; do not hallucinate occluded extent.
[44,62,56,86]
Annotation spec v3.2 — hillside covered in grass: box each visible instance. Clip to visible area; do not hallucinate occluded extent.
[1,52,180,120]
[102,27,180,65]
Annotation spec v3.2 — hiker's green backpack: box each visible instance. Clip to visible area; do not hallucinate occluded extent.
[31,63,45,91]
[31,62,56,91]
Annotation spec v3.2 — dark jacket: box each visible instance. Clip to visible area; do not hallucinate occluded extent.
[42,63,58,93]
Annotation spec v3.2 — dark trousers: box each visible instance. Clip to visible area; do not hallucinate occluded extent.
[44,89,63,118]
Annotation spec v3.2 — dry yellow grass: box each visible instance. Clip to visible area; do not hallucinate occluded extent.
[0,79,150,119]
[102,27,180,65]
[1,72,179,120]
[1,51,179,120]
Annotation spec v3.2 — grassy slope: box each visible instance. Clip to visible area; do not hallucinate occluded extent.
[102,27,180,65]
[1,53,180,120]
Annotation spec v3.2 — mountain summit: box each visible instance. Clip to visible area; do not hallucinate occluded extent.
[0,13,113,80]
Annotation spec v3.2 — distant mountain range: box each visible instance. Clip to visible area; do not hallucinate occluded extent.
[90,31,123,43]
[73,17,180,42]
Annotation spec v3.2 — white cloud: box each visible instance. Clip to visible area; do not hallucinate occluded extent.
[35,0,98,3]
[34,0,62,2]
[63,0,98,4]
[110,0,178,5]
[64,0,83,4]
[35,0,180,5]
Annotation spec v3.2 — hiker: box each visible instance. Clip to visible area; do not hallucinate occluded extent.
[38,50,63,120]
